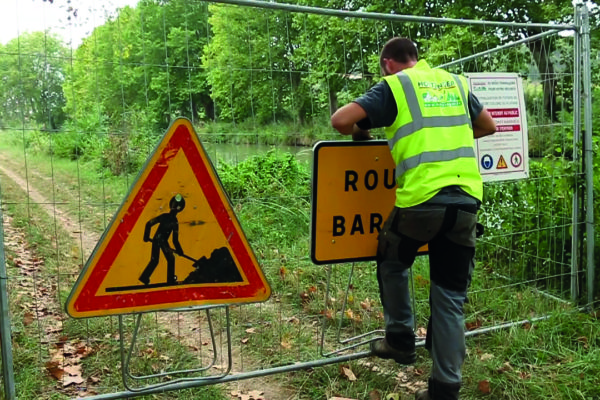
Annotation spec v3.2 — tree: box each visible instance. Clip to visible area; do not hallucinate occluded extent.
[64,0,211,130]
[0,32,68,129]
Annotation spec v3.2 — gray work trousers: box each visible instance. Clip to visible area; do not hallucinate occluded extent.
[376,204,477,385]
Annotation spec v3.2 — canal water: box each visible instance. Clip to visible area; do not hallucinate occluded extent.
[202,142,314,165]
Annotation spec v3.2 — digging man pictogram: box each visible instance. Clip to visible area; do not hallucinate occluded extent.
[139,194,186,285]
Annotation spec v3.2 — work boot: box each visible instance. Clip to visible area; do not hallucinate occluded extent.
[415,389,430,400]
[419,378,460,400]
[370,338,416,365]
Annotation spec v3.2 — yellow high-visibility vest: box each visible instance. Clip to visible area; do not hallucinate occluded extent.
[383,60,482,208]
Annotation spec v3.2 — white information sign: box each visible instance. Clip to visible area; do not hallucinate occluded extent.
[467,73,529,182]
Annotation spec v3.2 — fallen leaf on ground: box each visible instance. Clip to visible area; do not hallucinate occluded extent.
[340,365,357,381]
[478,379,491,394]
[320,309,334,320]
[345,309,355,320]
[23,312,34,326]
[497,362,513,373]
[368,389,382,400]
[45,326,63,334]
[328,398,357,400]
[281,340,291,350]
[76,344,93,357]
[299,292,310,304]
[45,361,64,380]
[360,298,372,311]
[247,391,264,400]
[63,374,85,387]
[398,381,427,393]
[397,371,409,382]
[465,319,483,331]
[63,365,82,376]
[480,353,494,361]
[415,274,430,287]
[245,327,256,334]
[518,371,531,380]
[241,337,249,344]
[416,327,427,337]
[230,389,265,400]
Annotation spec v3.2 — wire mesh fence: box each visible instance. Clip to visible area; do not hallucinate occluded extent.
[0,0,594,399]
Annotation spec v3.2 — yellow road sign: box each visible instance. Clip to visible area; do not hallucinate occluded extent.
[311,141,427,265]
[66,118,270,318]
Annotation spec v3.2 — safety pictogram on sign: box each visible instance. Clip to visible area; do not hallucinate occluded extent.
[481,154,493,170]
[496,155,508,169]
[510,152,522,168]
[66,118,270,318]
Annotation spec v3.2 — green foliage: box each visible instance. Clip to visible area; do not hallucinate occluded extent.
[218,150,311,248]
[479,159,576,296]
[219,149,310,200]
[64,0,211,130]
[0,32,68,129]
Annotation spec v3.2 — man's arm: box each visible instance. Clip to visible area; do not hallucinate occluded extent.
[472,108,496,139]
[330,102,373,140]
[143,216,160,242]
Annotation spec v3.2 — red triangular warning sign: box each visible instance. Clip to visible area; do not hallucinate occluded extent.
[66,118,270,318]
[497,155,508,169]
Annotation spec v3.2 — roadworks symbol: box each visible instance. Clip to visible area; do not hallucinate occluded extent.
[496,155,508,169]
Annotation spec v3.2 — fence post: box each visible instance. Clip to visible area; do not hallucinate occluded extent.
[580,4,596,307]
[571,3,582,303]
[0,184,17,400]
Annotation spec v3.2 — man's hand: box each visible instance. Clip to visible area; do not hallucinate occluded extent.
[331,102,368,135]
[352,126,373,141]
[175,247,184,256]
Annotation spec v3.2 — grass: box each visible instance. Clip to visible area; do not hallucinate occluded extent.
[0,130,599,399]
[0,167,229,399]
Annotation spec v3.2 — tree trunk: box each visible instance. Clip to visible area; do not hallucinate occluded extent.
[527,38,558,122]
[329,89,338,115]
[202,99,215,121]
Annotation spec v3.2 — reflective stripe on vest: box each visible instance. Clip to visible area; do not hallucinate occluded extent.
[396,146,476,178]
[388,73,472,150]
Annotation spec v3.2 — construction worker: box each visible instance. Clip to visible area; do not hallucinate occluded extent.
[330,37,496,400]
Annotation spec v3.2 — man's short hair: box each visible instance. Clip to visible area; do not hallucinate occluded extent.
[380,38,418,70]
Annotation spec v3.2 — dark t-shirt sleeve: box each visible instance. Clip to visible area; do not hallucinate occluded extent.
[354,80,484,128]
[353,81,398,130]
[468,92,484,122]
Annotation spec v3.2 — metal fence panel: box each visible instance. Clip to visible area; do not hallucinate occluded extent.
[0,1,593,399]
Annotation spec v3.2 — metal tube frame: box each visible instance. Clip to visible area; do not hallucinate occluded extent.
[82,308,588,400]
[0,2,575,399]
[0,184,17,400]
[121,310,219,381]
[204,0,575,31]
[436,29,566,70]
[580,4,595,306]
[118,306,233,393]
[319,264,384,358]
[571,5,583,303]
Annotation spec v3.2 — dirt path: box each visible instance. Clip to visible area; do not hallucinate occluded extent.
[0,152,296,400]
[0,160,100,258]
